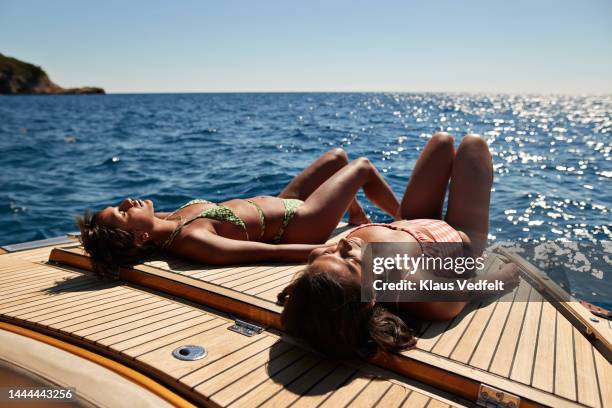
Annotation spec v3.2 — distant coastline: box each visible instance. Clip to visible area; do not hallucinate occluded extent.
[0,54,104,95]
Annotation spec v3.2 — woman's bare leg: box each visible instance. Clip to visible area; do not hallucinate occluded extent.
[279,148,369,224]
[282,158,399,244]
[445,135,493,256]
[398,133,455,220]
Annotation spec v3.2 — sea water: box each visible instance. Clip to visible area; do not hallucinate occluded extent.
[0,93,609,305]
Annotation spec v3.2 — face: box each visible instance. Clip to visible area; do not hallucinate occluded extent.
[97,198,155,242]
[307,237,364,280]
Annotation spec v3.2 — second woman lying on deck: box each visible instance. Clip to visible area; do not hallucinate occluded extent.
[77,148,400,278]
[278,133,520,359]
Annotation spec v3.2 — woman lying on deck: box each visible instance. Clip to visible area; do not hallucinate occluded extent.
[78,148,400,278]
[278,133,520,358]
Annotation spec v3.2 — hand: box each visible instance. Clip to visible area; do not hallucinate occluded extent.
[468,262,519,301]
[489,262,520,291]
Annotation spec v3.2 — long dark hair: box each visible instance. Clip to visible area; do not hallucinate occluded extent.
[76,210,156,279]
[278,267,417,359]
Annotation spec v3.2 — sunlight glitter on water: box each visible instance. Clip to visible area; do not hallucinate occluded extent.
[0,93,610,303]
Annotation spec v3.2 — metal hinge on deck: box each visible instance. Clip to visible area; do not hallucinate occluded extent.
[228,319,264,337]
[477,384,520,408]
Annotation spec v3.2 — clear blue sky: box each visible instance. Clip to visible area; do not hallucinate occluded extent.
[2,0,611,93]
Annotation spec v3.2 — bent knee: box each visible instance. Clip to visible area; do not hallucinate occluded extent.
[352,156,371,168]
[428,133,455,157]
[431,132,455,147]
[457,134,490,158]
[327,148,349,163]
[459,134,488,150]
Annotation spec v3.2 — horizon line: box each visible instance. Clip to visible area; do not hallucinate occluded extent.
[44,90,612,97]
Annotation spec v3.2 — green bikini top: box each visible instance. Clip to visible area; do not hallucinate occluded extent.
[161,197,303,249]
[161,199,264,248]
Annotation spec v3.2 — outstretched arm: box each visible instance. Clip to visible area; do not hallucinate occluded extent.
[175,231,331,265]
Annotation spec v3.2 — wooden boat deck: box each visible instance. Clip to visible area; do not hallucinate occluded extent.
[19,227,612,407]
[1,325,176,407]
[0,248,468,408]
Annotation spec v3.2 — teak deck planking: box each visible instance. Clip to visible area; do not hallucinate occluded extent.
[34,227,612,407]
[0,253,466,408]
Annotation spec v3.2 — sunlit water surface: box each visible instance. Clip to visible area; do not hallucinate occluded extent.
[1,93,610,306]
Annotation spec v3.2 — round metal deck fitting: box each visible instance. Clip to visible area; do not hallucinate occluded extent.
[590,316,600,323]
[172,345,207,361]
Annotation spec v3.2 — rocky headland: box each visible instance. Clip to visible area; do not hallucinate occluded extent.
[0,53,104,95]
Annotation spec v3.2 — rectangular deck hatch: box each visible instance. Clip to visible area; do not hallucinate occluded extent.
[477,384,520,408]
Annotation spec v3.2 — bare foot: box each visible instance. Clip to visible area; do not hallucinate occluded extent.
[348,199,371,225]
[348,212,371,225]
